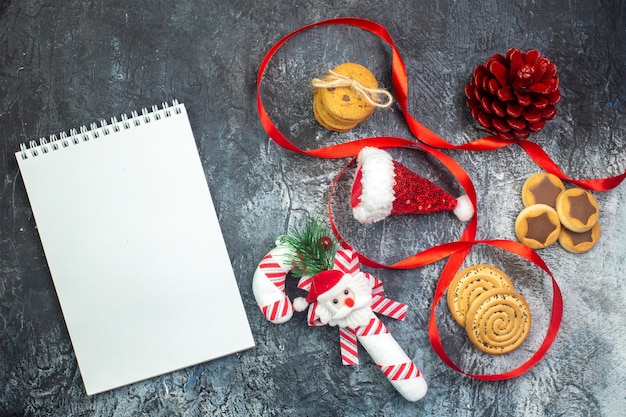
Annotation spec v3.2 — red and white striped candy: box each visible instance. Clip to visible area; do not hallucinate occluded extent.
[252,243,294,324]
[333,248,360,274]
[371,294,407,321]
[340,327,359,365]
[352,316,427,402]
[296,248,361,293]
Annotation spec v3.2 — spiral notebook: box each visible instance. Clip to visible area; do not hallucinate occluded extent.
[15,100,255,395]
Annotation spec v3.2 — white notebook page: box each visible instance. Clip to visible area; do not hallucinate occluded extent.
[16,101,254,395]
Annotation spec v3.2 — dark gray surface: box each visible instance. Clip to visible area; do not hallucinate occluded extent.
[1,1,625,416]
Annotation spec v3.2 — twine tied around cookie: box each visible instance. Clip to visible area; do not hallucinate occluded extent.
[312,70,394,108]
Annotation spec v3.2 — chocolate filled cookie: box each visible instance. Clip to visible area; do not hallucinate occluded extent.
[521,172,565,208]
[555,188,599,233]
[558,221,601,253]
[515,204,561,249]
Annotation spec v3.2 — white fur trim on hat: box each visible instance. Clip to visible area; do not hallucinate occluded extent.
[352,147,396,224]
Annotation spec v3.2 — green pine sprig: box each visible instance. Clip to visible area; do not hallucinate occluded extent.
[277,219,338,278]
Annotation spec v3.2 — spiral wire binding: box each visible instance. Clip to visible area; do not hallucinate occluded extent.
[19,100,182,160]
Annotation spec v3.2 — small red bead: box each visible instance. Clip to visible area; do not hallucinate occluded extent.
[318,236,333,250]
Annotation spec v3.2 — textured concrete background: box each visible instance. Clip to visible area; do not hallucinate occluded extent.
[1,0,625,416]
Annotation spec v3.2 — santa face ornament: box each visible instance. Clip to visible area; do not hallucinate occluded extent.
[295,270,374,329]
[297,268,427,402]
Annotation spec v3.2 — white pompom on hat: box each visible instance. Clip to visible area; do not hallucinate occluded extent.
[350,147,474,224]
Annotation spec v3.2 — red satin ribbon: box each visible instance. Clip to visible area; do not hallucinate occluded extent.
[255,17,582,379]
[327,153,562,378]
[427,240,563,380]
[256,17,625,190]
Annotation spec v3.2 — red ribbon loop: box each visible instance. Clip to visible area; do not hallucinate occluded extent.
[325,146,561,380]
[255,17,599,380]
[257,17,625,190]
[427,239,563,380]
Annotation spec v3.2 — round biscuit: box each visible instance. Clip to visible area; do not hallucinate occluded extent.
[446,264,513,327]
[515,204,561,249]
[465,288,532,355]
[320,63,378,122]
[313,90,359,132]
[521,172,565,208]
[555,188,599,233]
[558,221,601,253]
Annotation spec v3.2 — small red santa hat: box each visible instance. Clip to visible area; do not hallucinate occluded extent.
[293,269,351,312]
[350,147,474,224]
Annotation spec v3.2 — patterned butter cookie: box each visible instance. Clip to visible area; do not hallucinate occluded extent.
[515,204,561,249]
[555,188,599,233]
[558,221,601,253]
[447,264,514,327]
[465,288,532,355]
[521,172,565,208]
[319,63,379,122]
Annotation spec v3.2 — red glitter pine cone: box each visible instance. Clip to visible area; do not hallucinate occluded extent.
[465,48,561,140]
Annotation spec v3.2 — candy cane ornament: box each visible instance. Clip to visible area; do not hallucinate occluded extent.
[353,316,427,402]
[253,222,428,402]
[252,241,294,324]
[294,250,428,402]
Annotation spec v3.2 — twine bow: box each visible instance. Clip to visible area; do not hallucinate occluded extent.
[312,70,394,108]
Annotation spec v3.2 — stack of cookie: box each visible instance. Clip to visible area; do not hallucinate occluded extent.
[515,173,601,253]
[447,264,531,355]
[312,63,383,132]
